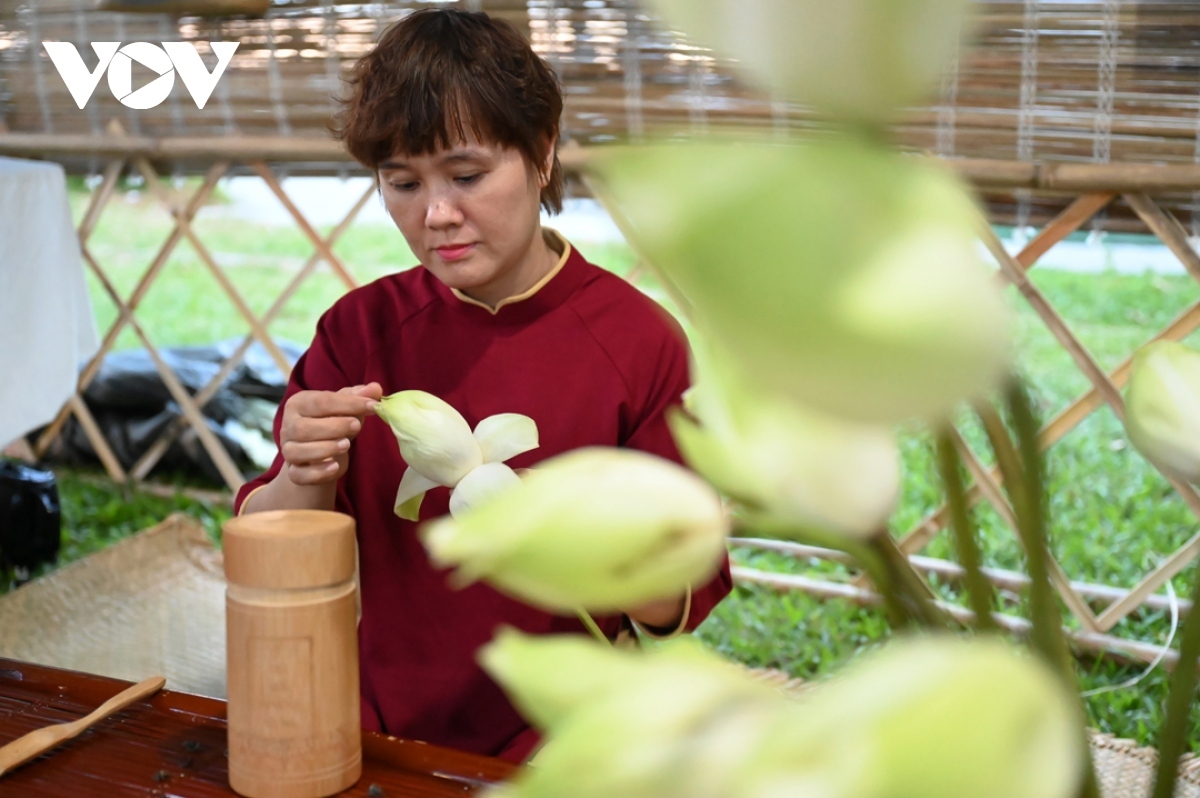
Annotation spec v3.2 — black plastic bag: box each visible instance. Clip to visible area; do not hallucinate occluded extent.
[37,338,298,483]
[0,461,61,572]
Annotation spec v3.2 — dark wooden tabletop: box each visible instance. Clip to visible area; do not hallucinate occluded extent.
[0,657,515,797]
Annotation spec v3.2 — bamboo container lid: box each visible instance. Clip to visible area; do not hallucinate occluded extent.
[223,510,356,591]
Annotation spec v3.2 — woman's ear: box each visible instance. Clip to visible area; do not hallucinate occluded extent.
[539,134,558,188]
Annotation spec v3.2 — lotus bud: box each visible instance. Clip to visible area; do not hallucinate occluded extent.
[741,636,1083,798]
[594,138,1011,424]
[1124,340,1200,482]
[421,447,729,613]
[672,350,900,537]
[480,631,782,798]
[645,0,972,123]
[478,628,646,731]
[376,391,482,485]
[377,390,539,520]
[484,633,1079,798]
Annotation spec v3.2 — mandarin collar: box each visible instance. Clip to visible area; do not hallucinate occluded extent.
[431,230,588,323]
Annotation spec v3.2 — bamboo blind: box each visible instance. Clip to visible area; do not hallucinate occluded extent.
[6,1,1200,229]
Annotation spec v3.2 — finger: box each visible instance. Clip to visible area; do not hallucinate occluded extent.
[292,390,377,419]
[285,415,363,443]
[337,383,384,410]
[283,438,350,465]
[287,460,340,486]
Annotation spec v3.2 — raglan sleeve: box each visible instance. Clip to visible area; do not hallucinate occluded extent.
[620,313,734,638]
[233,306,357,516]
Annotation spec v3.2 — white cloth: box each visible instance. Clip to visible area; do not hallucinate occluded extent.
[0,157,98,447]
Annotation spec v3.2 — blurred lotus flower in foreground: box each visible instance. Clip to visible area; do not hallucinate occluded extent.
[672,347,900,537]
[1124,340,1200,482]
[646,0,972,123]
[478,628,647,731]
[375,391,537,520]
[594,138,1012,424]
[421,447,728,613]
[744,636,1084,798]
[482,632,1082,798]
[481,631,784,798]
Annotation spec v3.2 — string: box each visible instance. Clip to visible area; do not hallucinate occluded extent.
[623,6,644,142]
[1080,575,1179,699]
[1016,0,1040,236]
[1090,0,1121,237]
[936,29,960,158]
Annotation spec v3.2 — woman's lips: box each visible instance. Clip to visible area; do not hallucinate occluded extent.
[435,243,475,262]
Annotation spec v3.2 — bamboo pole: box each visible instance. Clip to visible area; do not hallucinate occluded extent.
[9,134,1200,193]
[733,566,1181,670]
[731,537,1192,616]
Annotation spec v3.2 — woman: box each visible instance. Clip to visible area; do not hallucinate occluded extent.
[235,8,732,762]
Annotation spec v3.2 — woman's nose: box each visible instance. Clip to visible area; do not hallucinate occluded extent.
[425,195,463,229]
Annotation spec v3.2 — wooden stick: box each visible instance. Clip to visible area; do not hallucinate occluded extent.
[1015,192,1116,269]
[76,159,124,246]
[71,208,246,490]
[0,676,165,778]
[731,537,1192,615]
[733,566,1180,670]
[130,182,375,480]
[8,133,1200,193]
[251,161,359,290]
[1124,193,1200,284]
[34,164,225,461]
[130,156,292,377]
[66,395,126,484]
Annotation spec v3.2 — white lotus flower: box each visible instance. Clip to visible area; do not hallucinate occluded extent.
[672,348,901,537]
[593,138,1012,424]
[480,632,1082,798]
[375,392,538,520]
[479,631,784,798]
[1124,341,1200,482]
[421,447,729,613]
[646,0,973,123]
[741,636,1084,798]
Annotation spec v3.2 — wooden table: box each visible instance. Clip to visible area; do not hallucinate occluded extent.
[0,658,515,797]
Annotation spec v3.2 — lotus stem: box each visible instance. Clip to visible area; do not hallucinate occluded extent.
[974,396,1068,675]
[1150,566,1200,798]
[576,609,611,647]
[855,540,917,630]
[934,426,997,633]
[990,381,1099,798]
[733,513,925,629]
[866,532,954,630]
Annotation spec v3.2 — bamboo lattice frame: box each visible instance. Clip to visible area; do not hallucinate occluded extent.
[729,182,1200,668]
[4,131,1200,664]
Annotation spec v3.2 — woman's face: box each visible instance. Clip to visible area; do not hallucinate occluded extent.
[377,136,551,306]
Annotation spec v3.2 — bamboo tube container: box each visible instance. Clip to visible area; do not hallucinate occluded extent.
[223,510,362,798]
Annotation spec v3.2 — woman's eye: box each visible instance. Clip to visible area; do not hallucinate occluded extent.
[455,173,482,186]
[390,181,418,192]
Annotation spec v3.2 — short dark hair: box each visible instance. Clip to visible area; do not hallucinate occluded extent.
[333,8,565,214]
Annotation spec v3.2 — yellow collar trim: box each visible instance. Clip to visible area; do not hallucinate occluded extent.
[451,229,572,315]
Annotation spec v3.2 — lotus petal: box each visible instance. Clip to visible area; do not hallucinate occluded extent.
[474,413,539,464]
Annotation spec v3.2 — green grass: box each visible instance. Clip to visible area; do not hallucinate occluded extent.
[3,470,232,593]
[26,180,1200,749]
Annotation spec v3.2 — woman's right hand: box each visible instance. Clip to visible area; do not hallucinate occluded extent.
[279,382,383,486]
